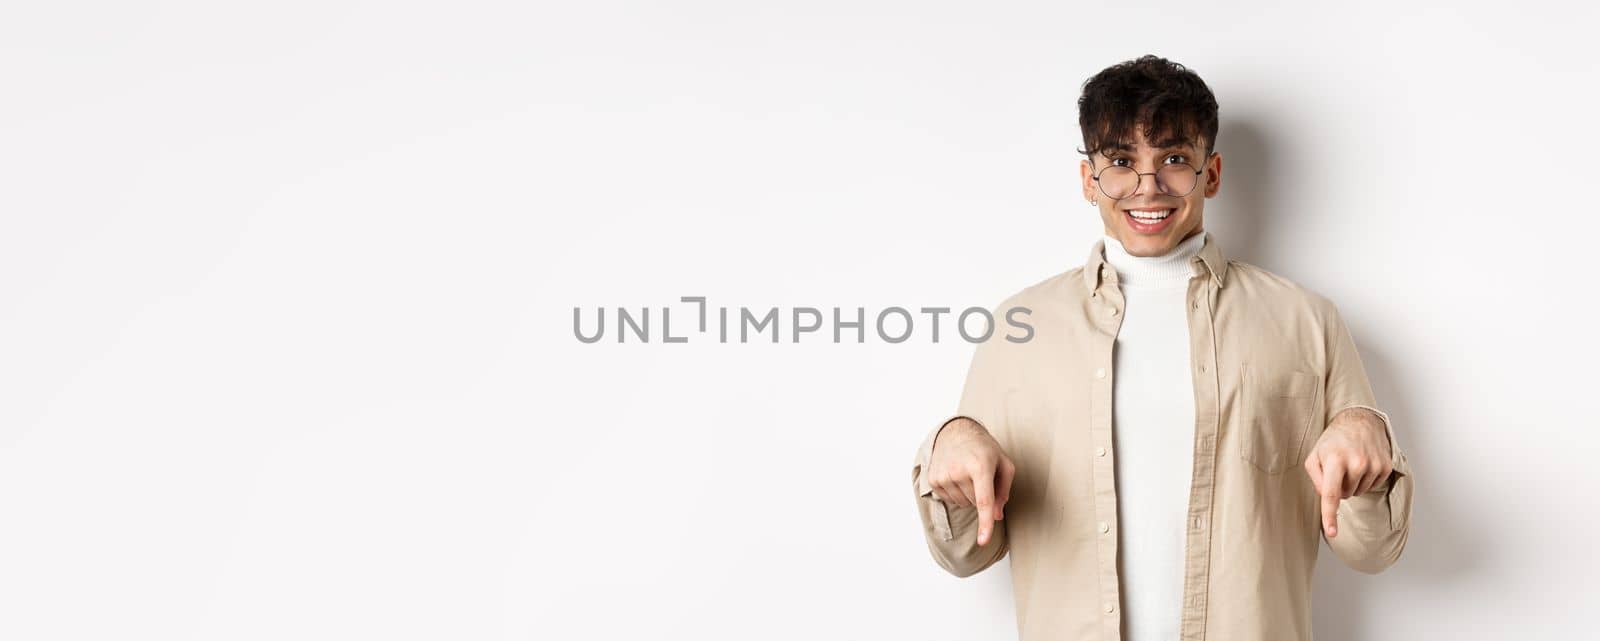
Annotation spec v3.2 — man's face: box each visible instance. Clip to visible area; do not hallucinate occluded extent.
[1079,127,1221,257]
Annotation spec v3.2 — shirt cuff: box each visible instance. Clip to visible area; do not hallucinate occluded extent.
[915,416,967,498]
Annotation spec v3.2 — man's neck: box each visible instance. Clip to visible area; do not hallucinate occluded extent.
[1102,232,1206,287]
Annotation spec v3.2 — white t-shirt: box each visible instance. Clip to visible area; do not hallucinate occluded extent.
[1101,230,1207,641]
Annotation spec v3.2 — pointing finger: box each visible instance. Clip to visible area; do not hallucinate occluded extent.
[1320,456,1345,538]
[973,464,997,546]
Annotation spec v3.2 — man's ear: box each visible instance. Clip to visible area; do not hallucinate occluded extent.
[1080,158,1098,203]
[1203,150,1223,197]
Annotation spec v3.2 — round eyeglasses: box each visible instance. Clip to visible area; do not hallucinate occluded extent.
[1091,152,1214,200]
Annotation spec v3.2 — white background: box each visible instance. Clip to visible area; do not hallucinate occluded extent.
[3,2,1597,640]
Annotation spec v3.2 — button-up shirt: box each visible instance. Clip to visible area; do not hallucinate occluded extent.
[910,231,1413,641]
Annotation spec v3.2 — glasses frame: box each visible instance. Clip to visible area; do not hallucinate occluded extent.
[1091,151,1217,201]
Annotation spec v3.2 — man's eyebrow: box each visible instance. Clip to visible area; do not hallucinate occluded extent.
[1100,138,1196,154]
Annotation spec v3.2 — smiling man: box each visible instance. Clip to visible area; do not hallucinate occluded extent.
[909,55,1413,641]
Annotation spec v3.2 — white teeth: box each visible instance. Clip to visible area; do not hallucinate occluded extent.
[1127,209,1174,220]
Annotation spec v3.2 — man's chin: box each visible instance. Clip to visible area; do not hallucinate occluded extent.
[1118,231,1178,256]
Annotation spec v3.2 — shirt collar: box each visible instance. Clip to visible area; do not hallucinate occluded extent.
[1081,230,1230,295]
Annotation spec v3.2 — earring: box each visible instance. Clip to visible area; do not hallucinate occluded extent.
[1091,199,1098,206]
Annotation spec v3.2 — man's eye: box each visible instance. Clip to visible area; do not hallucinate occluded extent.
[1111,157,1130,166]
[1165,154,1189,164]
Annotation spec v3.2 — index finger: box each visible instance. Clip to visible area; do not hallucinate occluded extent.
[1319,457,1344,538]
[972,463,997,546]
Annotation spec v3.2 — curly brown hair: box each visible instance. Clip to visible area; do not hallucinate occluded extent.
[1076,55,1220,165]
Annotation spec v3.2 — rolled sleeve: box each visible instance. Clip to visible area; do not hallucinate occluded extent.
[912,416,962,540]
[1320,301,1414,572]
[910,301,1017,577]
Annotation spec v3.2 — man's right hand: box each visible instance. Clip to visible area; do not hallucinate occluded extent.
[926,417,1015,546]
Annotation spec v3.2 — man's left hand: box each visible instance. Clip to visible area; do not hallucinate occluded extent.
[1303,408,1395,539]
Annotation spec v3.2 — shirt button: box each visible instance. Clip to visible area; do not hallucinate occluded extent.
[1198,364,1206,373]
[1096,447,1107,457]
[1098,521,1110,533]
[1104,603,1116,614]
[1095,367,1106,378]
[1109,307,1119,316]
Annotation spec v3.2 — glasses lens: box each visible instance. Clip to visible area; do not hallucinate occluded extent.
[1157,164,1199,197]
[1098,166,1138,200]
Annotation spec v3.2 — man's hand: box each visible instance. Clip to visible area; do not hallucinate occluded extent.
[1304,408,1395,539]
[927,417,1015,546]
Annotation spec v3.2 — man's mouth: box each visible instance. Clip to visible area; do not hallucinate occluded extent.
[1123,207,1176,233]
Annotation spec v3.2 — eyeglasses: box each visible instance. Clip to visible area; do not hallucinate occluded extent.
[1091,152,1215,200]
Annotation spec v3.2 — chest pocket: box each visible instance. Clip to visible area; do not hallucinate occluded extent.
[1239,365,1322,474]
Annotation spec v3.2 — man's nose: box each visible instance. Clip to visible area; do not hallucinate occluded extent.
[1131,170,1161,198]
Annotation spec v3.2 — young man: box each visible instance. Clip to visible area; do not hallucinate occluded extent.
[909,55,1413,641]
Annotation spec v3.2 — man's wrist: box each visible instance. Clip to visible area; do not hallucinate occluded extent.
[933,416,983,454]
[1333,406,1391,459]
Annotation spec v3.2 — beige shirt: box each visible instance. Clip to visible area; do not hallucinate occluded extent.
[910,231,1413,641]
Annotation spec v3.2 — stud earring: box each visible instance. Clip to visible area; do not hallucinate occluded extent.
[1091,199,1098,206]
